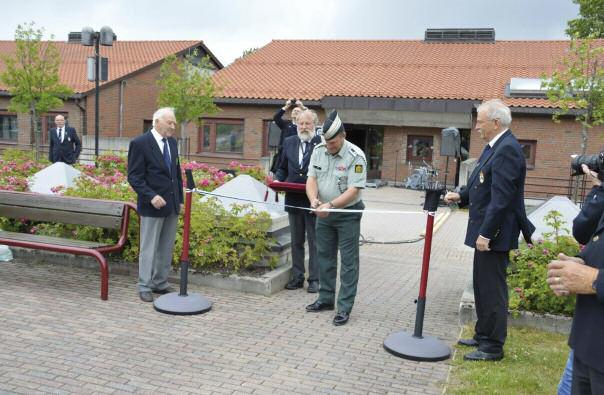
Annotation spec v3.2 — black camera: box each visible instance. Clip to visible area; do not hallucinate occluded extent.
[571,151,604,180]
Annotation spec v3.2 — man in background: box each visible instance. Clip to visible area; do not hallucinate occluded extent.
[48,115,81,164]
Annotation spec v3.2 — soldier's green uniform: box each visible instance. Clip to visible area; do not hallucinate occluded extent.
[307,139,367,314]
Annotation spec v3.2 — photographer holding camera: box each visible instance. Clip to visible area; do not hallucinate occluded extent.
[548,156,604,394]
[270,99,307,174]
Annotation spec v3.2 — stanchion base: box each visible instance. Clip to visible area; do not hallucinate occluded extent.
[153,292,212,315]
[383,331,450,362]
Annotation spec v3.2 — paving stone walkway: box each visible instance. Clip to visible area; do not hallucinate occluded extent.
[0,187,474,394]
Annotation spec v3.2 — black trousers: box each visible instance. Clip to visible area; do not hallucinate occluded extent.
[472,249,508,353]
[572,354,604,395]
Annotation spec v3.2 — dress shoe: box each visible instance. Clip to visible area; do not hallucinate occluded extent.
[333,311,350,326]
[305,300,335,312]
[307,280,319,293]
[153,286,175,295]
[139,291,153,302]
[457,338,479,347]
[285,278,304,290]
[463,350,504,361]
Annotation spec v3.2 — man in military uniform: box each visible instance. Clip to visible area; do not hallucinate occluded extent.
[305,110,367,326]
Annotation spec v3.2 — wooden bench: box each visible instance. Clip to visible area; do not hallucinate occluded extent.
[0,191,137,300]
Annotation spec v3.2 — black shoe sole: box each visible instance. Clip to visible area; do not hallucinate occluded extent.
[305,305,334,312]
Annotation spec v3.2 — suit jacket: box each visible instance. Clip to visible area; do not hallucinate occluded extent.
[573,185,604,245]
[127,131,184,217]
[571,210,604,373]
[459,130,535,251]
[48,126,81,164]
[273,108,299,149]
[276,134,322,213]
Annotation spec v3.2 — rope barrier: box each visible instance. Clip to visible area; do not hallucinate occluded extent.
[192,188,432,216]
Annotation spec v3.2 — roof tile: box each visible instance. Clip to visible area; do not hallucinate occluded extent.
[0,40,200,93]
[214,39,597,108]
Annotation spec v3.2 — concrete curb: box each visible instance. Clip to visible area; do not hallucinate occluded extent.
[8,247,291,297]
[459,281,572,335]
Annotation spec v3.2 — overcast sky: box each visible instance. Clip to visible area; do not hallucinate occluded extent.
[2,0,579,66]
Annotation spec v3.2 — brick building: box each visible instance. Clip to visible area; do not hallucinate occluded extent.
[203,32,604,199]
[0,38,222,157]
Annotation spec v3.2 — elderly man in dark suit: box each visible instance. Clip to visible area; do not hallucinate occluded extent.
[48,115,81,164]
[445,99,534,361]
[127,107,183,302]
[548,163,604,394]
[276,110,322,292]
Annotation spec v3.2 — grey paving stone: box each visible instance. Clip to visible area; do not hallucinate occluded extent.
[0,187,472,394]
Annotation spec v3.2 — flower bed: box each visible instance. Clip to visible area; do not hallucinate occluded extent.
[508,210,578,317]
[0,149,275,273]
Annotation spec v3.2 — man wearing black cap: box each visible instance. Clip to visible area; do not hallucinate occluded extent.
[305,110,367,326]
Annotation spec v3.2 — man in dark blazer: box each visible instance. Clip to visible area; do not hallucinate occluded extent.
[548,163,604,394]
[445,99,534,361]
[127,107,183,302]
[276,110,322,292]
[48,115,81,164]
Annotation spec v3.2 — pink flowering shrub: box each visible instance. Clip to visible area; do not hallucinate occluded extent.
[1,151,274,271]
[508,210,579,316]
[0,148,47,191]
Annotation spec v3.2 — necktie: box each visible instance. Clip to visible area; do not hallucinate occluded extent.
[58,128,63,143]
[162,138,171,175]
[300,142,308,166]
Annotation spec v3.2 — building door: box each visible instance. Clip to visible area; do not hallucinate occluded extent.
[344,124,384,180]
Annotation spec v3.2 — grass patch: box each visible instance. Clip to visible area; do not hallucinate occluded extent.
[447,326,569,394]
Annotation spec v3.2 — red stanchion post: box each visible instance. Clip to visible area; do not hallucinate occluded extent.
[153,169,212,315]
[383,187,450,362]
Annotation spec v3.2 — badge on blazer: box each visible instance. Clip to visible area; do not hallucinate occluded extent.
[479,171,484,183]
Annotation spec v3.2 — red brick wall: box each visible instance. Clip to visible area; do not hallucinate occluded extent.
[185,104,326,167]
[85,64,162,138]
[0,97,83,150]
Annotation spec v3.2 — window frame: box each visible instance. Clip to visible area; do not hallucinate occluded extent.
[198,118,244,156]
[0,110,18,143]
[406,134,434,162]
[518,139,537,169]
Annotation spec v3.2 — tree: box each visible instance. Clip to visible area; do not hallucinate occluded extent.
[566,0,604,39]
[543,39,604,155]
[157,50,220,156]
[0,22,73,161]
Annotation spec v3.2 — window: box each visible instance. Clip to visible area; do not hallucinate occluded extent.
[519,140,537,169]
[198,119,244,154]
[407,135,433,162]
[0,113,18,141]
[143,120,153,134]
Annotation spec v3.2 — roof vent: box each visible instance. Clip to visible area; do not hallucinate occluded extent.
[425,28,495,42]
[508,78,548,97]
[68,32,82,43]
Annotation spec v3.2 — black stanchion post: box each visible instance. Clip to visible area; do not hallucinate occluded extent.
[154,169,212,315]
[383,186,451,362]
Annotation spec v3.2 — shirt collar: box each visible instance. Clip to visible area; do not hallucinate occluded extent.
[488,128,508,147]
[151,128,165,144]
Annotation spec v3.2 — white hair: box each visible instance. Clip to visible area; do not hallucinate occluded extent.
[477,99,512,128]
[153,107,175,124]
[296,109,316,127]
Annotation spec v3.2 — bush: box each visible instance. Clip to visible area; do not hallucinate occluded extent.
[0,151,275,272]
[0,148,47,191]
[508,210,579,316]
[173,199,276,272]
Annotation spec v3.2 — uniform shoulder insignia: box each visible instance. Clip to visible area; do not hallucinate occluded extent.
[315,142,326,149]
